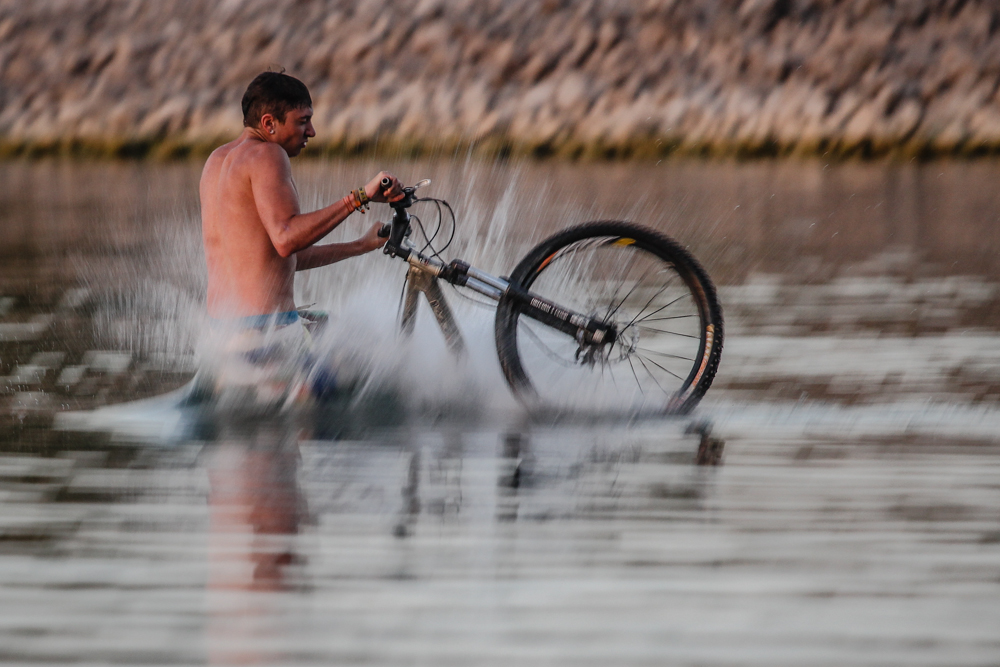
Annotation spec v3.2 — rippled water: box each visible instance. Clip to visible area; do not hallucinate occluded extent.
[1,158,999,665]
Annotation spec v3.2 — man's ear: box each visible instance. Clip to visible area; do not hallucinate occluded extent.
[260,113,277,135]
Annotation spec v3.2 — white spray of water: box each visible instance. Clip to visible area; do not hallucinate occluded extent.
[293,159,554,415]
[73,157,705,417]
[71,158,603,415]
[79,202,207,364]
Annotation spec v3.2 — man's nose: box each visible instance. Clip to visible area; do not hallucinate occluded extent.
[306,123,316,138]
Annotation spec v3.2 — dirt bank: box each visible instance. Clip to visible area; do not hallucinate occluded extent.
[1,0,998,158]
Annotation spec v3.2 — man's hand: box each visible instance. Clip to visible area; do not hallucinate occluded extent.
[358,222,389,253]
[365,171,404,203]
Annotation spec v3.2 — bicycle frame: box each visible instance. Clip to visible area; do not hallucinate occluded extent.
[382,189,617,352]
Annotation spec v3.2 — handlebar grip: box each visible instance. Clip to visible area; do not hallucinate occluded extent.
[380,177,391,188]
[378,223,391,237]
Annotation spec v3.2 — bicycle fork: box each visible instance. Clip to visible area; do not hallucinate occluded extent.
[400,266,466,356]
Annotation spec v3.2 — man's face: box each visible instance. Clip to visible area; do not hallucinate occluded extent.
[272,106,315,157]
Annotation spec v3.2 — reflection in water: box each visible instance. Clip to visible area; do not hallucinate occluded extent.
[2,157,1000,664]
[205,417,304,666]
[2,409,1000,664]
[394,444,421,539]
[497,431,527,523]
[207,420,304,592]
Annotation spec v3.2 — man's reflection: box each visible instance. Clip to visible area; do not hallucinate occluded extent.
[204,417,304,666]
[207,419,304,591]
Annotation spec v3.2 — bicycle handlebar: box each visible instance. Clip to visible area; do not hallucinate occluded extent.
[376,178,396,237]
[380,178,422,252]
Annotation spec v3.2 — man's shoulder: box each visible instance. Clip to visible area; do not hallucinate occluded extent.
[203,140,241,174]
[228,138,289,172]
[209,135,284,161]
[204,137,287,182]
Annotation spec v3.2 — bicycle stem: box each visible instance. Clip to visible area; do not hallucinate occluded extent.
[380,176,426,259]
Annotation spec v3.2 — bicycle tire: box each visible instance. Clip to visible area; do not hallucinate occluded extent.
[494,221,723,416]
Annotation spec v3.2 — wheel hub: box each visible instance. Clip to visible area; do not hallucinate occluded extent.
[574,320,636,366]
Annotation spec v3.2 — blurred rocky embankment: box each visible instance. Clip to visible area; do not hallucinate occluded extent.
[1,0,999,158]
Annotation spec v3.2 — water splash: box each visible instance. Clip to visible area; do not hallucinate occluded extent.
[66,158,585,417]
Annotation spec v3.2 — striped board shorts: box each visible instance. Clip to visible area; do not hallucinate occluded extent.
[193,310,338,409]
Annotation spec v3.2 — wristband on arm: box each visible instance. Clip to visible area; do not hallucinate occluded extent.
[354,187,370,211]
[342,187,370,215]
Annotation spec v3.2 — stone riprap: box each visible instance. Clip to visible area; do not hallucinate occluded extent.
[1,0,999,158]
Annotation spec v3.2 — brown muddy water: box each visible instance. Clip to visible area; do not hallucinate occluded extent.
[1,158,999,665]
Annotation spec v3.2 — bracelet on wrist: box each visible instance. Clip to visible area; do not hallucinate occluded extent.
[342,194,357,213]
[354,187,371,211]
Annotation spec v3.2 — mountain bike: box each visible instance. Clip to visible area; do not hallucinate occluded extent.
[377,178,723,416]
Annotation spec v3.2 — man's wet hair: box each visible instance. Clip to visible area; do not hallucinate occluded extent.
[241,72,312,128]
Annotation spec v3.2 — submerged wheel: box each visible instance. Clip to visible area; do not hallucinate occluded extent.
[494,221,723,416]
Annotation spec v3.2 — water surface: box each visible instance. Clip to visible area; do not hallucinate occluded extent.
[1,158,998,665]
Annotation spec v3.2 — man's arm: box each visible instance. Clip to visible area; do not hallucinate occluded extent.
[294,223,387,271]
[250,144,402,258]
[250,144,353,257]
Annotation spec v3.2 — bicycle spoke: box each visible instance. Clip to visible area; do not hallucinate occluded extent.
[605,336,618,363]
[564,247,636,320]
[626,356,644,395]
[635,353,671,396]
[602,271,631,322]
[605,355,620,391]
[636,351,685,382]
[605,258,658,321]
[633,324,701,339]
[625,292,688,330]
[617,276,675,329]
[635,347,695,362]
[637,314,698,323]
[597,251,641,321]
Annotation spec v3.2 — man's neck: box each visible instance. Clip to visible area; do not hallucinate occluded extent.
[241,126,268,143]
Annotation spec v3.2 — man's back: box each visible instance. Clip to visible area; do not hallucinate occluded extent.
[200,137,297,318]
[199,71,399,322]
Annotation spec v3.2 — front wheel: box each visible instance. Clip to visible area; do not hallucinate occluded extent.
[494,221,723,416]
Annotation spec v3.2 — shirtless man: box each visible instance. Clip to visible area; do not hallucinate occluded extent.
[200,71,402,320]
[197,72,401,400]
